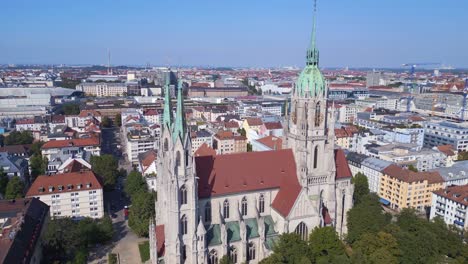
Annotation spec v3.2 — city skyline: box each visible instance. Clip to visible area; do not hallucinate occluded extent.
[2,0,468,68]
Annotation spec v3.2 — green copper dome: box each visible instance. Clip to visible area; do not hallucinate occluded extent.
[295,0,326,98]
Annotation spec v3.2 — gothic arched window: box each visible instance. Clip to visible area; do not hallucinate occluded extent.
[229,246,238,264]
[164,138,168,152]
[208,249,218,264]
[181,215,188,235]
[180,185,187,205]
[176,151,181,168]
[314,101,321,127]
[295,222,308,240]
[223,199,230,219]
[247,242,256,261]
[314,146,318,169]
[205,202,211,222]
[259,194,265,214]
[182,245,187,261]
[241,197,248,216]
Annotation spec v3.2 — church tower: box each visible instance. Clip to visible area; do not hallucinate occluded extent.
[156,80,198,264]
[285,0,338,228]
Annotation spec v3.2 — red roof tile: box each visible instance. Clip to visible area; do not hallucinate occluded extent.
[224,121,239,129]
[437,144,456,156]
[156,225,165,257]
[195,149,301,217]
[264,122,283,130]
[195,143,217,157]
[382,164,444,184]
[42,137,100,149]
[335,149,352,179]
[26,171,103,196]
[433,185,468,207]
[78,110,101,117]
[256,136,283,150]
[246,117,263,126]
[64,160,90,173]
[139,150,157,171]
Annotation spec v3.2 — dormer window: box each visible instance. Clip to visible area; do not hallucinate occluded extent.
[58,185,63,191]
[67,184,73,190]
[38,187,45,193]
[86,183,91,188]
[77,184,82,189]
[48,186,54,192]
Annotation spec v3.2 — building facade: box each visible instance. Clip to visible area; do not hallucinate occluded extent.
[424,121,468,152]
[149,7,354,264]
[430,185,468,229]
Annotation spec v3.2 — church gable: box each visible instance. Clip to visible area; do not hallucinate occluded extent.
[288,189,314,219]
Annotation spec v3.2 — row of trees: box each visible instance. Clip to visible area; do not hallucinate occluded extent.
[125,170,155,237]
[260,174,468,264]
[90,154,120,190]
[2,130,33,146]
[42,217,114,263]
[100,114,122,128]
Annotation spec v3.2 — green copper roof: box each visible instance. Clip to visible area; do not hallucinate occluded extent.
[264,215,277,236]
[172,80,185,141]
[265,235,280,250]
[226,221,241,243]
[162,79,172,130]
[296,0,326,97]
[206,224,222,246]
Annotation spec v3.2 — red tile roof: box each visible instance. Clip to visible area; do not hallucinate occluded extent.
[335,149,353,179]
[224,121,239,129]
[264,122,283,130]
[382,164,444,184]
[26,171,103,196]
[433,185,468,207]
[51,115,65,123]
[16,118,35,125]
[42,137,100,149]
[437,144,456,156]
[156,225,165,257]
[215,130,234,140]
[256,136,283,150]
[195,143,217,157]
[139,150,157,171]
[63,160,90,173]
[78,110,101,117]
[195,149,301,217]
[335,128,349,138]
[246,117,263,127]
[144,109,159,116]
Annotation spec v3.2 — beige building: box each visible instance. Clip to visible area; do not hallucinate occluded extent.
[77,82,128,97]
[26,171,104,218]
[380,164,444,211]
[213,130,247,155]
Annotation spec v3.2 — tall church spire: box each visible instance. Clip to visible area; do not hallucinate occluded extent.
[173,80,185,141]
[162,78,172,130]
[306,0,319,66]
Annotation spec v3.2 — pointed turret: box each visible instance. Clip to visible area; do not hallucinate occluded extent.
[306,0,319,66]
[162,78,172,130]
[173,80,185,141]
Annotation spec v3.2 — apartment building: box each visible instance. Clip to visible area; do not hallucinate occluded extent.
[190,130,213,154]
[213,130,247,154]
[424,121,468,152]
[76,82,128,97]
[124,125,157,163]
[430,161,468,187]
[26,171,104,218]
[380,164,444,211]
[430,185,468,229]
[41,137,101,160]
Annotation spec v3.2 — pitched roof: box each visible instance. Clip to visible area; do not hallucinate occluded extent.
[156,225,165,257]
[0,145,31,156]
[214,130,234,140]
[195,149,301,217]
[246,117,263,126]
[334,128,349,138]
[256,136,283,150]
[437,144,456,156]
[195,143,216,157]
[41,137,100,149]
[335,149,353,179]
[433,185,468,207]
[224,120,239,129]
[26,171,103,196]
[63,159,91,173]
[78,110,101,117]
[382,164,444,184]
[264,122,283,130]
[138,150,157,171]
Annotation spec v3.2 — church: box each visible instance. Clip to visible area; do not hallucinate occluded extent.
[149,3,354,264]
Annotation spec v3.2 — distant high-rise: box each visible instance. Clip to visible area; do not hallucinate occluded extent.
[366,71,382,87]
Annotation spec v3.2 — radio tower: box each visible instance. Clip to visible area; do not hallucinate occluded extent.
[107,48,112,75]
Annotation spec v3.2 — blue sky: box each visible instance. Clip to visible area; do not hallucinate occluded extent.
[2,0,467,68]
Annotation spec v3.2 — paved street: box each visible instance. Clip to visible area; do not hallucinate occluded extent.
[88,126,146,264]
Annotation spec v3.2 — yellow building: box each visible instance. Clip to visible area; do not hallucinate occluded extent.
[380,164,444,211]
[242,117,264,142]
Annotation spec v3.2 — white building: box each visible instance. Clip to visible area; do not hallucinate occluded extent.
[361,157,393,193]
[190,130,213,155]
[76,82,128,97]
[26,171,104,218]
[430,185,468,229]
[41,137,101,161]
[138,150,158,192]
[124,125,157,163]
[424,121,468,152]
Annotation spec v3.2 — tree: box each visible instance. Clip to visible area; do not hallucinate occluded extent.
[0,168,9,197]
[346,193,391,244]
[62,103,80,115]
[309,226,349,263]
[115,114,122,127]
[260,233,310,264]
[30,153,47,180]
[219,255,234,264]
[247,143,253,152]
[407,164,418,172]
[125,171,147,197]
[237,128,246,137]
[101,116,111,128]
[128,191,155,237]
[4,131,33,145]
[59,78,82,89]
[352,232,400,264]
[352,172,369,205]
[5,176,24,199]
[90,155,118,189]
